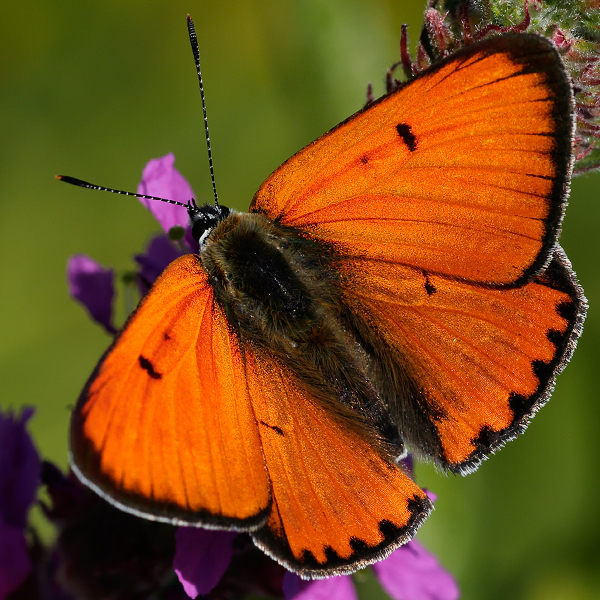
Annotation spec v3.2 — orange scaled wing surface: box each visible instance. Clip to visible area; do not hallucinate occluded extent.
[242,346,432,578]
[70,254,271,529]
[336,248,585,472]
[250,34,572,286]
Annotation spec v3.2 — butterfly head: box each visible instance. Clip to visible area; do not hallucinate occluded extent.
[188,200,232,249]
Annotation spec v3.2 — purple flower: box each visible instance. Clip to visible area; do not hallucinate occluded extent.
[0,408,41,599]
[283,572,358,600]
[0,520,32,600]
[137,153,193,234]
[173,525,458,600]
[373,540,459,600]
[133,153,202,294]
[137,153,199,253]
[174,528,237,598]
[134,234,183,295]
[67,255,116,334]
[282,541,459,600]
[68,154,200,327]
[0,408,40,528]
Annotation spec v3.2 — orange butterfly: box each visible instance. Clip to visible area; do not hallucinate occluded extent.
[65,22,585,579]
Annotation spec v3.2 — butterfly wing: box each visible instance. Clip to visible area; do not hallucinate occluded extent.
[243,346,431,577]
[70,253,432,575]
[335,247,585,472]
[250,33,572,286]
[70,254,271,529]
[250,33,584,471]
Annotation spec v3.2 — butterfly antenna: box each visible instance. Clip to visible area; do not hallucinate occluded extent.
[187,14,220,211]
[55,175,189,207]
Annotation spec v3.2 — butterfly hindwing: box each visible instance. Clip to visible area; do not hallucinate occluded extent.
[251,33,572,287]
[335,247,585,471]
[243,346,431,577]
[70,254,271,529]
[197,212,433,575]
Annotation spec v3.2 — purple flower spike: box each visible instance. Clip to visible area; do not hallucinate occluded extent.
[0,408,40,529]
[372,540,460,600]
[0,520,32,600]
[67,255,116,334]
[283,573,358,600]
[134,234,183,294]
[138,153,195,237]
[0,408,40,599]
[174,528,237,598]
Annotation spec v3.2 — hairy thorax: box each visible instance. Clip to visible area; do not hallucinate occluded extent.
[200,212,339,344]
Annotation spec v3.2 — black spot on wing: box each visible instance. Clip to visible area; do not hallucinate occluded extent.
[260,420,284,436]
[423,272,436,296]
[396,123,417,152]
[138,355,162,380]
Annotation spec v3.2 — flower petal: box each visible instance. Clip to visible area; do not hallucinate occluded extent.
[0,520,32,600]
[425,489,437,504]
[67,255,116,334]
[134,234,183,294]
[174,528,237,598]
[137,154,194,234]
[0,408,40,528]
[282,573,358,600]
[372,540,460,600]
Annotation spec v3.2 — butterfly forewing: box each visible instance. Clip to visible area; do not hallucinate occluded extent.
[251,33,572,286]
[71,255,271,529]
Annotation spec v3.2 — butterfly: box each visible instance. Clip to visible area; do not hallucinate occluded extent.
[65,23,585,579]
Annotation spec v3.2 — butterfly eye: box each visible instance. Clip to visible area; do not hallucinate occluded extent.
[188,203,231,245]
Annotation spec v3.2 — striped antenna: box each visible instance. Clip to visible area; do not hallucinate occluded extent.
[55,175,191,207]
[187,14,220,210]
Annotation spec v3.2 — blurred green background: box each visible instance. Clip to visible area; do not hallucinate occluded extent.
[1,1,598,599]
